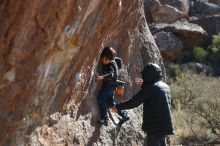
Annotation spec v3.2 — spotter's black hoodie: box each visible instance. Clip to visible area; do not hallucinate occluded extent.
[116,63,174,136]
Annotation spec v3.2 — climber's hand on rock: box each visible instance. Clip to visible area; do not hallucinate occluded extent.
[96,73,104,81]
[135,77,143,86]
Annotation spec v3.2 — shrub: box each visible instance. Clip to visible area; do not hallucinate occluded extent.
[167,64,181,79]
[192,46,208,62]
[208,49,220,62]
[170,81,197,109]
[192,100,220,137]
[170,72,220,145]
[208,33,220,62]
[212,33,220,47]
[167,64,188,80]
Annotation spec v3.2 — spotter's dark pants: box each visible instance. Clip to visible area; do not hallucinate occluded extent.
[144,134,167,146]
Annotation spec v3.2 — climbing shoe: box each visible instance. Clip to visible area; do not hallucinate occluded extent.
[97,119,108,126]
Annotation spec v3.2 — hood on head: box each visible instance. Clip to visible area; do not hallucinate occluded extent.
[141,63,162,84]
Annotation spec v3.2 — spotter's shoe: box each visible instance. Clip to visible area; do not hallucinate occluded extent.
[118,116,130,125]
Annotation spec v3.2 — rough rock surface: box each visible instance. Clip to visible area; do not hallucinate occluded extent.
[154,31,183,61]
[150,20,208,48]
[0,0,163,145]
[147,0,189,24]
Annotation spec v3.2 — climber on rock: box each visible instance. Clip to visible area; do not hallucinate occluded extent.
[96,47,129,126]
[115,63,174,146]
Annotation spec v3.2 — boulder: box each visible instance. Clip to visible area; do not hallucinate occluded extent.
[144,0,190,23]
[154,31,183,61]
[0,0,163,145]
[190,15,220,46]
[150,20,208,48]
[147,0,189,23]
[209,0,220,4]
[176,50,192,63]
[160,0,190,14]
[189,0,220,16]
[182,62,213,75]
[144,0,154,23]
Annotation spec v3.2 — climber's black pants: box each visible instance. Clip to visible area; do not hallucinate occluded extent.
[97,85,115,121]
[97,85,128,121]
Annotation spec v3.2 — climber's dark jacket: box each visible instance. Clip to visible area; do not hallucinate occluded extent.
[116,63,174,135]
[102,60,118,87]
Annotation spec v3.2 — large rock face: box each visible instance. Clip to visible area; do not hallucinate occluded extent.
[0,0,163,145]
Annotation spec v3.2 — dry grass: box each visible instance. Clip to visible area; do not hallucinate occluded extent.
[169,72,220,145]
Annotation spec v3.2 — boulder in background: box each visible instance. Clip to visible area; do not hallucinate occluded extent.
[190,15,220,46]
[189,0,220,16]
[160,0,190,14]
[150,20,208,48]
[147,0,189,23]
[154,31,183,61]
[209,0,220,4]
[182,62,213,75]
